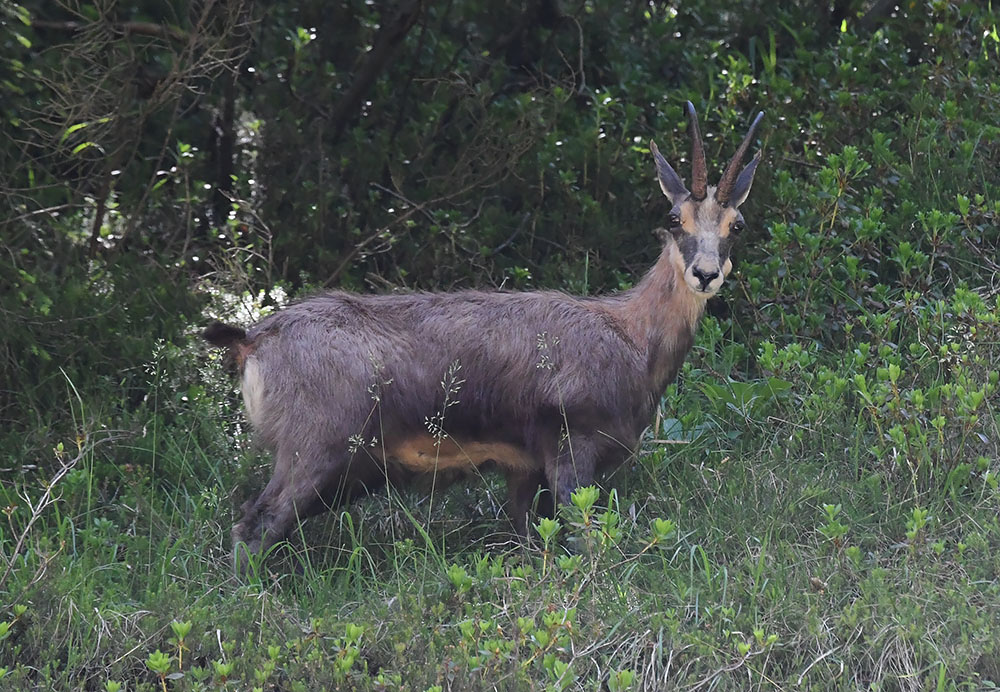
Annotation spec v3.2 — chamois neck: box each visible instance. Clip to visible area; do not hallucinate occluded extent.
[615,241,708,393]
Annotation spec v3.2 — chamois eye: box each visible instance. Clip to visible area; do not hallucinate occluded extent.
[667,212,682,232]
[731,221,745,235]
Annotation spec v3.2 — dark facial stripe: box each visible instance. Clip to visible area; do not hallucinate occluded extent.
[675,232,732,269]
[675,233,699,265]
[717,235,734,263]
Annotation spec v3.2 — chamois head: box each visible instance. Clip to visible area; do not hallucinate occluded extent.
[650,102,764,296]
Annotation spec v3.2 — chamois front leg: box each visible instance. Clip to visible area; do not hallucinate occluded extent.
[505,469,553,536]
[544,433,600,509]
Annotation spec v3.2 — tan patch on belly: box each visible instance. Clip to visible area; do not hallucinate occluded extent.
[386,434,533,473]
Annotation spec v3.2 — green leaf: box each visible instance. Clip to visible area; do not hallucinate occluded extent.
[146,650,171,675]
[570,486,599,512]
[60,122,90,144]
[60,117,109,144]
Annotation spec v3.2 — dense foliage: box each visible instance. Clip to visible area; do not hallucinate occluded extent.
[1,0,999,689]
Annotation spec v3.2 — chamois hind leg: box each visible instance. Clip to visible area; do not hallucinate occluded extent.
[505,469,553,537]
[232,443,341,561]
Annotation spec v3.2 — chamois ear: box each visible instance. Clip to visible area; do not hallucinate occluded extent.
[727,150,761,208]
[650,140,689,205]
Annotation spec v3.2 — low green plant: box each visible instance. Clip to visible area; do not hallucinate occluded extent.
[818,503,850,549]
[146,650,171,692]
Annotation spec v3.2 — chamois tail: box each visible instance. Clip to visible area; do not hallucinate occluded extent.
[202,321,247,348]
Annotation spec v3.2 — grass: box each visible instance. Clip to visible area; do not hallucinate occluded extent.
[1,301,998,690]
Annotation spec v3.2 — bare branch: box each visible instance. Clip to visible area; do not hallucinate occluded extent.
[329,0,424,143]
[32,19,188,43]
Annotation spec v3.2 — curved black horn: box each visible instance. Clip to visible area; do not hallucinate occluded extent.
[686,101,708,201]
[716,111,764,205]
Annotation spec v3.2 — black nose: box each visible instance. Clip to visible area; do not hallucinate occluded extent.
[692,267,719,290]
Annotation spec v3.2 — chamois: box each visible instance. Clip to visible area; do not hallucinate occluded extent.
[204,103,764,556]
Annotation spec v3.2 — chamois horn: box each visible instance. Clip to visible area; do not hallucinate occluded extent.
[716,110,765,206]
[686,101,708,201]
